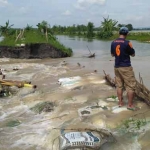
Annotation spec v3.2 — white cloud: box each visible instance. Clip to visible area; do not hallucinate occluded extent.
[78,0,106,5]
[74,4,85,10]
[0,0,8,7]
[87,18,91,22]
[19,7,28,14]
[126,15,143,21]
[75,0,106,10]
[62,10,71,16]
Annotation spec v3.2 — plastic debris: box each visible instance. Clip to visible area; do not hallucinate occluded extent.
[59,128,115,150]
[58,76,82,89]
[112,106,128,113]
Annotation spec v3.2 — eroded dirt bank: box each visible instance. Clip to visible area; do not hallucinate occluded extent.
[0,43,71,59]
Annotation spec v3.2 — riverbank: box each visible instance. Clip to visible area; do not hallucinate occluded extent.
[0,30,72,58]
[0,43,71,59]
[0,58,149,150]
[54,30,150,43]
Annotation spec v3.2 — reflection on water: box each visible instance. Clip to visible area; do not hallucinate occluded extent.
[57,35,150,89]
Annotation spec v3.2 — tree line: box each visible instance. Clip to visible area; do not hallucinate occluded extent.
[51,17,133,39]
[0,17,134,39]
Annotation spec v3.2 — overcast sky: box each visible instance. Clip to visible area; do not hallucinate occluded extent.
[0,0,150,28]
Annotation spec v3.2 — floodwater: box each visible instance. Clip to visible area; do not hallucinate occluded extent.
[57,35,150,89]
[0,35,150,150]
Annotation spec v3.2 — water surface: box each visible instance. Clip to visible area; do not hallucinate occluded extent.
[57,35,150,89]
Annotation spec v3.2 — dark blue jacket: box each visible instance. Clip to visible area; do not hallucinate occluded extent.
[111,38,135,67]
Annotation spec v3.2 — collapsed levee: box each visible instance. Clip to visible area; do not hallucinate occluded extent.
[103,70,150,106]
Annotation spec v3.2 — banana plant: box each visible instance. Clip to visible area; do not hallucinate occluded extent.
[99,16,118,38]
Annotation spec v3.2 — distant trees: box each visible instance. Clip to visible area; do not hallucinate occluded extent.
[50,16,122,39]
[25,24,33,31]
[51,24,87,35]
[50,16,135,39]
[87,22,94,38]
[51,22,95,37]
[0,18,134,40]
[118,23,133,31]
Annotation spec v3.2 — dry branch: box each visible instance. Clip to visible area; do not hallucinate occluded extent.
[103,70,150,106]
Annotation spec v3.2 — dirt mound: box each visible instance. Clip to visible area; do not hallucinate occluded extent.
[0,43,70,59]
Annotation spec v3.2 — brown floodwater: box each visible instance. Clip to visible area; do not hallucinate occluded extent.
[0,57,149,150]
[0,35,150,150]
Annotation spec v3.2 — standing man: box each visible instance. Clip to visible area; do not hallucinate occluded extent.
[111,27,136,110]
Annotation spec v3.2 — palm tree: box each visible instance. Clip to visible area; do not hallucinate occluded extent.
[0,20,14,36]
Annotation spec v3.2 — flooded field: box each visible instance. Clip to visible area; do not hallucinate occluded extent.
[0,58,150,150]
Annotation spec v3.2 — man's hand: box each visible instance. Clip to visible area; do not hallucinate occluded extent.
[131,53,135,57]
[111,54,114,57]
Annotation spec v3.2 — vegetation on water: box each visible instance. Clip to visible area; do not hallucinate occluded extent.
[5,120,21,127]
[120,117,147,134]
[30,101,55,114]
[108,95,117,99]
[0,20,72,56]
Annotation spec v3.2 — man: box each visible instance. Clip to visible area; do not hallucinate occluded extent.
[111,27,136,110]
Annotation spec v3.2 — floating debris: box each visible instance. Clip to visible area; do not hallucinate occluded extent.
[78,107,91,117]
[30,101,55,114]
[112,106,128,114]
[5,120,21,127]
[78,104,108,118]
[120,117,147,133]
[77,62,81,67]
[103,71,150,106]
[55,128,115,150]
[0,79,36,89]
[106,95,118,102]
[58,76,82,89]
[103,70,116,87]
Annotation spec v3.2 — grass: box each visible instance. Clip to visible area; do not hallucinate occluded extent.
[120,117,147,132]
[127,32,150,42]
[97,32,150,42]
[108,95,117,99]
[0,30,72,56]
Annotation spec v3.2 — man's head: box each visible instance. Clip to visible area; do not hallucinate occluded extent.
[119,27,129,36]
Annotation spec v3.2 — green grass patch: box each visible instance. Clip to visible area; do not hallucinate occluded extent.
[103,32,150,42]
[127,32,150,42]
[108,95,117,99]
[0,30,72,56]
